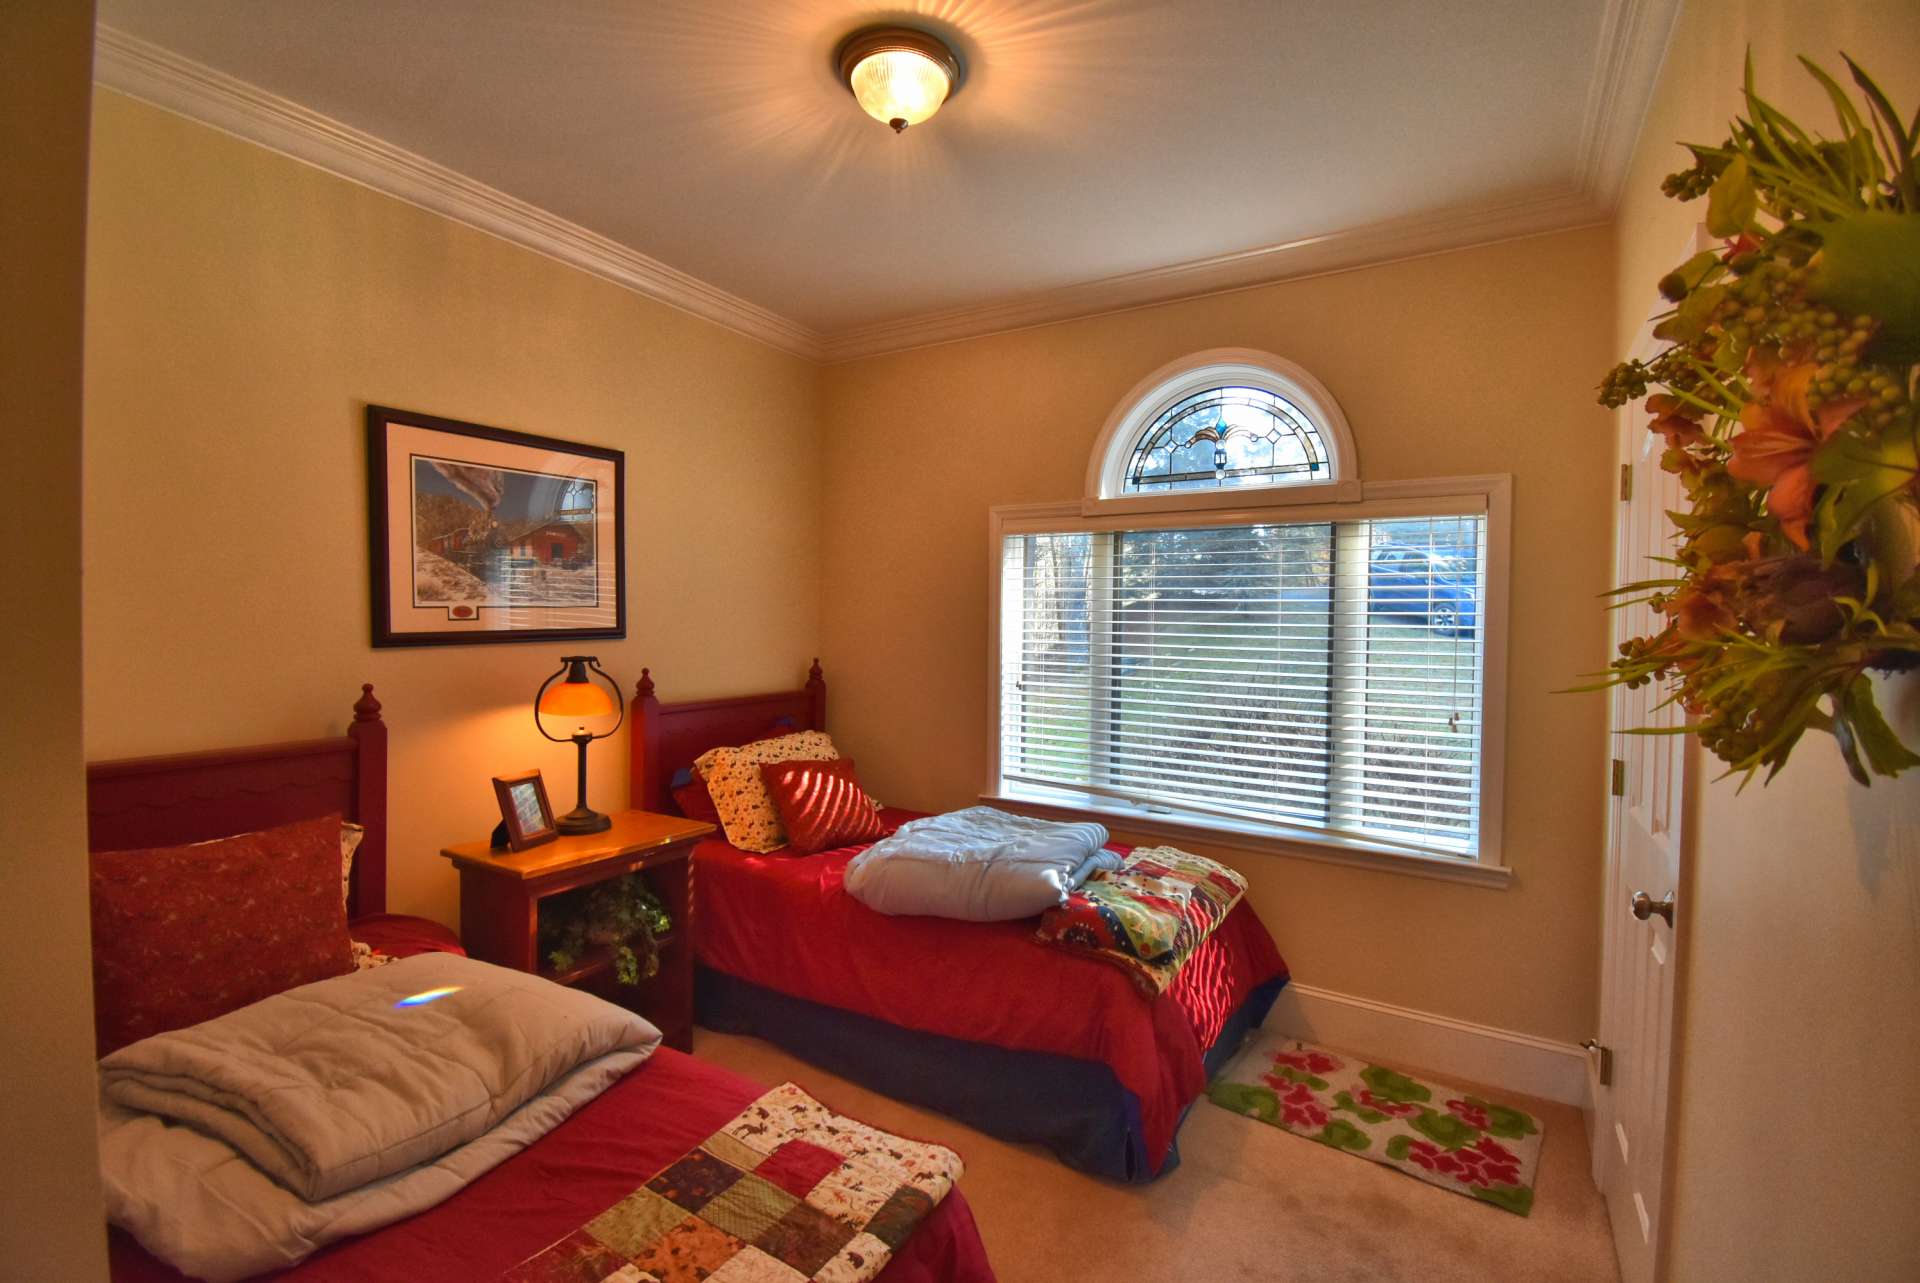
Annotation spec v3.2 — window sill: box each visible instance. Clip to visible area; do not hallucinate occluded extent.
[979,787,1514,890]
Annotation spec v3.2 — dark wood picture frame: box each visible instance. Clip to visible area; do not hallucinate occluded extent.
[492,769,559,852]
[367,404,625,648]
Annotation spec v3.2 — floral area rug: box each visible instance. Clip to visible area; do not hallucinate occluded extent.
[1208,1034,1544,1216]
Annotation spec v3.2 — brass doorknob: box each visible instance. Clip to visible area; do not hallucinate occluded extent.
[1630,889,1675,926]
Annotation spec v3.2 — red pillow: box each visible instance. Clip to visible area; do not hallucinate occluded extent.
[90,813,355,1055]
[671,778,723,825]
[758,757,888,854]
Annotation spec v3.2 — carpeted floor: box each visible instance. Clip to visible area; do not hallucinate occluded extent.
[694,1029,1621,1283]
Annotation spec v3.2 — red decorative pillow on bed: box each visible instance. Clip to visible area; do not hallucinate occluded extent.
[758,757,888,854]
[671,778,723,825]
[90,813,356,1055]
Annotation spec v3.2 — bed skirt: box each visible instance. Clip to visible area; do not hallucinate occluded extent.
[695,964,1287,1183]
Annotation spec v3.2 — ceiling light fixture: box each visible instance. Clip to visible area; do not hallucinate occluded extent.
[836,26,961,134]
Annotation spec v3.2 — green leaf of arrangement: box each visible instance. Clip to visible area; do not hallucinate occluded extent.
[1809,212,1920,363]
[1841,675,1920,778]
[1706,156,1759,236]
[1844,56,1918,207]
[1796,57,1876,191]
[1674,250,1724,294]
[1811,422,1920,560]
[1601,578,1686,596]
[1654,283,1729,343]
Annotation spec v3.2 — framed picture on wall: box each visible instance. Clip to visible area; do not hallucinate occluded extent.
[367,405,625,647]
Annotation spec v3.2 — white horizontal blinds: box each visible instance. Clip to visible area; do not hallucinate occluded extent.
[1107,524,1334,825]
[1002,532,1098,787]
[1335,516,1486,853]
[1000,513,1488,858]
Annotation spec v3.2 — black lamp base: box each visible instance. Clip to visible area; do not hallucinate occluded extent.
[555,807,611,836]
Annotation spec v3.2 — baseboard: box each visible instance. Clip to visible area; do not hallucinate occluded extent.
[1262,982,1590,1108]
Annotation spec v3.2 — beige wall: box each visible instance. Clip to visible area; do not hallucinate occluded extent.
[1614,2,1920,1279]
[0,3,109,1280]
[83,92,825,928]
[820,226,1618,1045]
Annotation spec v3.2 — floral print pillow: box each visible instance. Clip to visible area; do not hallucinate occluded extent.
[695,731,840,852]
[340,821,365,909]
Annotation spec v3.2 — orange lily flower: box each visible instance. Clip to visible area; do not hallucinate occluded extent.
[1671,589,1735,640]
[1725,365,1865,549]
[1644,394,1705,450]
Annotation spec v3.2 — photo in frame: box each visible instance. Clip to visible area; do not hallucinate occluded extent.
[367,405,625,647]
[491,770,559,852]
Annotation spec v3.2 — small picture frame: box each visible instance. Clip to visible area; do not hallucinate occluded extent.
[491,770,559,852]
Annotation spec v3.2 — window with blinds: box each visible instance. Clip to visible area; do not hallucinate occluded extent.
[997,514,1488,859]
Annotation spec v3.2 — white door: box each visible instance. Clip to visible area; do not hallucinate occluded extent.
[1591,276,1696,1282]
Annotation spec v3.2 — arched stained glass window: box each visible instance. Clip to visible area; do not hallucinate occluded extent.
[1087,349,1357,504]
[1123,384,1329,494]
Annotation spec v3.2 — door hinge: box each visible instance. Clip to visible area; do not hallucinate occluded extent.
[1620,463,1633,501]
[1581,1039,1614,1087]
[1611,758,1626,796]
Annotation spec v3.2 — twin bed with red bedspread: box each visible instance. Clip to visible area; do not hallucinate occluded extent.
[631,664,1291,1184]
[89,685,994,1283]
[91,662,1288,1279]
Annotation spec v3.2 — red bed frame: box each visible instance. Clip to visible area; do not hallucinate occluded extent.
[85,684,389,918]
[629,659,825,813]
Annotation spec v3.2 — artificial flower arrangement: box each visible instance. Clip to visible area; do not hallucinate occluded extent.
[1593,55,1919,785]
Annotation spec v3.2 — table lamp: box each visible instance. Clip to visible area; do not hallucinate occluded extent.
[534,655,624,834]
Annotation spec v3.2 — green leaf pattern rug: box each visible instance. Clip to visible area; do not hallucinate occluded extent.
[1208,1034,1544,1216]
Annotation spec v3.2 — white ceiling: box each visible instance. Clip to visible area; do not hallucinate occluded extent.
[94,0,1676,360]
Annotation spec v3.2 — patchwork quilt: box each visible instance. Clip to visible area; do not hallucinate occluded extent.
[502,1082,963,1283]
[1033,845,1247,996]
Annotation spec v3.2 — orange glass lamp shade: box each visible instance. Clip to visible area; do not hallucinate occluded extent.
[534,656,625,835]
[538,666,617,719]
[836,26,960,133]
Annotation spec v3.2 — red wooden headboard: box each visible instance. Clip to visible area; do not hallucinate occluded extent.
[85,684,389,918]
[629,660,825,814]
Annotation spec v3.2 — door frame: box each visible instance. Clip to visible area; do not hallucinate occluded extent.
[1591,225,1709,1283]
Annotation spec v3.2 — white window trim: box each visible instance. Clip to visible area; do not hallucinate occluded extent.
[985,474,1514,889]
[1083,347,1364,518]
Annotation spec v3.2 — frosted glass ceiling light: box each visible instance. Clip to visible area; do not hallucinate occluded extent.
[837,26,960,133]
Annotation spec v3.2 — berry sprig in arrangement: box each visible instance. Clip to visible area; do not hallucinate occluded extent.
[1590,55,1920,785]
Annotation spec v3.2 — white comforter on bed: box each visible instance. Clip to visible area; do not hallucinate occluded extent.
[98,953,659,1283]
[843,805,1122,921]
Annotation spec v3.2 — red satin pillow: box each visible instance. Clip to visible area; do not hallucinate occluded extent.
[758,757,888,854]
[671,779,723,825]
[90,813,356,1055]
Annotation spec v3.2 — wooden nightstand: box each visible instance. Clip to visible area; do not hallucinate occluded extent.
[440,810,714,1051]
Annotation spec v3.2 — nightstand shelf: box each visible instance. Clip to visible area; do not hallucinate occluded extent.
[440,810,713,1051]
[541,931,682,988]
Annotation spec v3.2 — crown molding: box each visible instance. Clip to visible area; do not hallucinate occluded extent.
[94,2,1679,367]
[819,185,1610,362]
[92,26,826,361]
[1573,0,1684,209]
[818,0,1679,363]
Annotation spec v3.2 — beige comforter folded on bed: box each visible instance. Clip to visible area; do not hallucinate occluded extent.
[99,953,659,1283]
